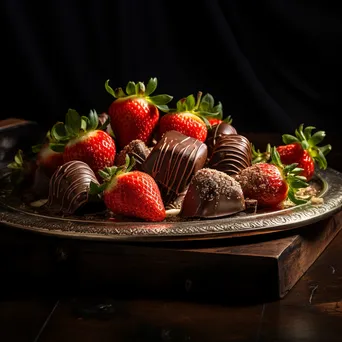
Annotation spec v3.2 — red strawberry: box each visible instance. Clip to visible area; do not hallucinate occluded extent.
[50,109,116,176]
[158,92,222,142]
[105,77,173,149]
[235,147,309,208]
[90,156,166,222]
[32,142,64,176]
[276,124,332,181]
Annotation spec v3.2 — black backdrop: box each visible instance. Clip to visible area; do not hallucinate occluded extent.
[2,0,341,136]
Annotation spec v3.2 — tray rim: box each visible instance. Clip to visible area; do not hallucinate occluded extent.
[1,167,342,243]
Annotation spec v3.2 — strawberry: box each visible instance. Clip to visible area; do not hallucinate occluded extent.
[32,132,65,176]
[105,77,172,149]
[235,147,309,208]
[90,156,166,222]
[49,109,116,176]
[158,92,221,142]
[276,124,332,181]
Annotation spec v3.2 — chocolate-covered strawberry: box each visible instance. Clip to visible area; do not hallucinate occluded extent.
[105,77,172,149]
[276,124,332,181]
[158,92,221,142]
[235,147,309,208]
[49,109,116,177]
[90,156,166,222]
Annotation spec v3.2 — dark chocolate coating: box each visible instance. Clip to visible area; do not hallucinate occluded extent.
[46,160,99,215]
[180,168,245,218]
[115,139,150,171]
[208,134,252,176]
[142,130,208,206]
[206,122,237,157]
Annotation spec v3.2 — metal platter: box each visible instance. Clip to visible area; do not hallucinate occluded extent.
[1,167,342,242]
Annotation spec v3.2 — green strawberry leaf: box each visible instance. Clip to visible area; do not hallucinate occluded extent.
[308,130,326,146]
[200,93,214,112]
[51,122,68,142]
[126,81,136,95]
[314,148,328,170]
[303,126,315,140]
[135,82,146,96]
[319,144,332,156]
[145,77,157,96]
[287,189,308,205]
[81,116,89,131]
[89,181,106,196]
[88,109,99,131]
[32,144,43,153]
[282,134,299,144]
[114,87,126,98]
[98,116,111,131]
[198,110,221,117]
[49,143,66,153]
[149,94,173,105]
[14,150,24,165]
[105,79,116,98]
[65,109,81,136]
[185,94,196,111]
[155,104,170,112]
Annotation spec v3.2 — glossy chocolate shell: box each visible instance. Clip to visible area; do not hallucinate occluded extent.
[208,134,252,176]
[46,160,99,215]
[206,122,237,157]
[180,168,245,218]
[142,130,208,206]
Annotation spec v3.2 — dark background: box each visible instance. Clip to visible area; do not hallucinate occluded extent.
[2,0,341,137]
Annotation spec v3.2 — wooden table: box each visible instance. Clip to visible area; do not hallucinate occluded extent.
[1,228,342,342]
[1,119,342,341]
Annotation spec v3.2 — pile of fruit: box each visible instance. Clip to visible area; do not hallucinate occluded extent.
[7,77,332,223]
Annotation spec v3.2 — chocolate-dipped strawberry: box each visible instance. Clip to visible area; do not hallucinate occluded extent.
[180,168,245,218]
[142,130,207,206]
[208,134,252,176]
[115,139,150,171]
[46,160,100,215]
[206,121,237,157]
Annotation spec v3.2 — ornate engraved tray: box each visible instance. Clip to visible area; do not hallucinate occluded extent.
[1,167,342,242]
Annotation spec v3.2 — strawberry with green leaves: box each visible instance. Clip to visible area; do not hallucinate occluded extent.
[90,156,166,222]
[276,124,332,181]
[105,77,172,149]
[49,109,116,176]
[158,92,221,142]
[32,131,65,176]
[235,146,309,208]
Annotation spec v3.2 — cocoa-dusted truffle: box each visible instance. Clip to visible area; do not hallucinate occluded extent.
[206,122,237,157]
[115,139,150,171]
[46,160,100,215]
[208,134,252,176]
[142,130,208,206]
[180,168,245,218]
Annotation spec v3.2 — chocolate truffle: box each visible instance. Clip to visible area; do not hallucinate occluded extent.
[180,168,245,218]
[206,122,237,157]
[46,160,100,215]
[208,134,252,176]
[115,139,151,171]
[142,130,208,206]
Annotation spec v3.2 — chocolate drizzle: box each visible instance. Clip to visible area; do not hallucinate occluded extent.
[142,130,207,206]
[180,168,245,218]
[206,122,237,157]
[47,160,100,215]
[208,134,252,176]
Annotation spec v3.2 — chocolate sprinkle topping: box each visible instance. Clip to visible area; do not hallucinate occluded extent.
[180,168,245,218]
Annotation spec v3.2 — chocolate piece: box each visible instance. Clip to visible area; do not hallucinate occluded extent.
[46,160,100,215]
[115,139,150,171]
[208,134,252,176]
[180,168,245,218]
[142,130,208,206]
[206,122,237,157]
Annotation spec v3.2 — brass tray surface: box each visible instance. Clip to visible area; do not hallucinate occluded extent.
[1,167,342,242]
